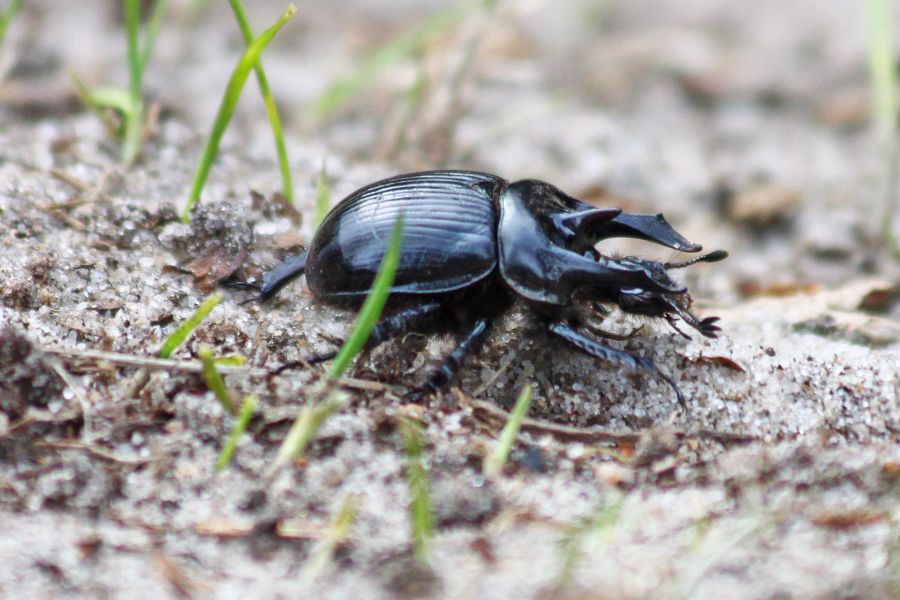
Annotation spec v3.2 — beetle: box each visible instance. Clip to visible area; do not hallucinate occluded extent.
[243,170,726,403]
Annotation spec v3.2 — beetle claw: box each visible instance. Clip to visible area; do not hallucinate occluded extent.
[698,316,721,338]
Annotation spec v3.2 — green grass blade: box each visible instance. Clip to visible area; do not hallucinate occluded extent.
[306,1,474,122]
[159,292,222,358]
[213,354,246,367]
[483,384,533,478]
[865,0,900,249]
[78,85,133,114]
[216,395,257,471]
[125,0,141,101]
[401,417,434,566]
[139,0,168,78]
[182,3,297,223]
[300,495,359,584]
[865,0,897,137]
[0,0,23,47]
[328,213,404,379]
[228,0,294,204]
[272,387,347,469]
[314,161,330,228]
[122,0,144,166]
[270,214,405,469]
[70,75,122,138]
[199,344,235,414]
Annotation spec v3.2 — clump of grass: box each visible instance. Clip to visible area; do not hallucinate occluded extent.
[401,417,434,566]
[483,384,533,479]
[865,0,899,251]
[270,213,405,471]
[216,395,257,471]
[74,0,167,166]
[314,161,330,228]
[158,292,222,358]
[228,0,294,205]
[182,3,296,223]
[300,495,359,584]
[0,0,23,49]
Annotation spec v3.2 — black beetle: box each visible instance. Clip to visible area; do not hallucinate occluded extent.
[245,170,726,403]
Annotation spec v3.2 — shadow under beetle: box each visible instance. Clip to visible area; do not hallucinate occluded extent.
[244,170,726,403]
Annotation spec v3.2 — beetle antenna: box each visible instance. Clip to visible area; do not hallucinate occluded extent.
[665,249,728,270]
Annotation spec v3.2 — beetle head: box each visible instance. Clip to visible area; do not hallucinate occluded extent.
[594,251,727,338]
[497,179,726,311]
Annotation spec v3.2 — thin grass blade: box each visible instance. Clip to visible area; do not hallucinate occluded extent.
[121,0,144,166]
[401,417,434,566]
[483,384,533,478]
[182,3,297,222]
[138,0,168,79]
[0,0,23,47]
[216,395,257,471]
[213,354,246,367]
[314,161,330,228]
[865,0,900,249]
[228,0,294,204]
[159,292,222,358]
[300,494,359,584]
[199,344,236,414]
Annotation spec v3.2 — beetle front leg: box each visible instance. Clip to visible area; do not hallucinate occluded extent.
[407,318,491,401]
[547,321,685,406]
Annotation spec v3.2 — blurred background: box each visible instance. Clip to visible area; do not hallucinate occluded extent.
[1,5,898,598]
[1,0,898,310]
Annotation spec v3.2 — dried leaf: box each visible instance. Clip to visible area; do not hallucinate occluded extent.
[183,242,249,292]
[276,518,327,540]
[696,355,746,372]
[811,510,885,529]
[194,516,254,538]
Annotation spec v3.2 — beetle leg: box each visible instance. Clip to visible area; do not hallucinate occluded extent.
[408,318,491,401]
[274,302,444,374]
[547,321,685,406]
[251,251,309,302]
[584,324,644,341]
[362,302,444,352]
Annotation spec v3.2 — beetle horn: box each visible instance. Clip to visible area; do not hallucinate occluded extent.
[591,212,703,252]
[552,208,622,252]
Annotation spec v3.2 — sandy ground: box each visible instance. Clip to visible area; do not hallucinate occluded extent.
[0,1,898,599]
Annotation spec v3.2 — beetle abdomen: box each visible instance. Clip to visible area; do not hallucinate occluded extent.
[306,171,505,299]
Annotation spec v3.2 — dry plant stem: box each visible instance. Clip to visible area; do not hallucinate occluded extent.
[49,168,116,204]
[33,441,153,465]
[47,359,94,442]
[43,346,397,393]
